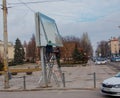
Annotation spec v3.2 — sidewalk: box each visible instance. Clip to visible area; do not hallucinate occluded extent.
[0,61,117,91]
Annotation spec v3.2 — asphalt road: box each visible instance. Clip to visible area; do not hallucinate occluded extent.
[0,90,114,98]
[107,62,120,72]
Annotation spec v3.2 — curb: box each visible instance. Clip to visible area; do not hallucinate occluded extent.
[0,87,99,92]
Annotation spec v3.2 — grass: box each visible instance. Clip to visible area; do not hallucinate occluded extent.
[0,63,41,75]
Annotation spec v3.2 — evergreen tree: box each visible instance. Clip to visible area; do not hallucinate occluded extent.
[14,38,25,65]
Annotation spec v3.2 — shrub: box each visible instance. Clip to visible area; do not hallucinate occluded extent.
[26,72,32,75]
[11,72,17,75]
[8,60,16,66]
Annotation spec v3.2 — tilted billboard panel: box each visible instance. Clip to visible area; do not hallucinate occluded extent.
[35,12,63,47]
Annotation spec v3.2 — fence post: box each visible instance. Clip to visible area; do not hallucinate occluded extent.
[62,73,65,87]
[23,76,26,90]
[93,72,96,88]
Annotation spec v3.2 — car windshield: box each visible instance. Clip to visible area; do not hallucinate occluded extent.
[115,72,120,77]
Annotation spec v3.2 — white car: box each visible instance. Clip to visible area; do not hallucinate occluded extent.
[101,72,120,96]
[95,58,107,65]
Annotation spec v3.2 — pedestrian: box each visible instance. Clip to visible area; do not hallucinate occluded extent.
[45,41,53,62]
[54,47,61,68]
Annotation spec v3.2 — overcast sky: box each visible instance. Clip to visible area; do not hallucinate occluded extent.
[0,0,120,51]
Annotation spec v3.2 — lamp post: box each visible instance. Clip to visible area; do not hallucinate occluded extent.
[2,0,9,88]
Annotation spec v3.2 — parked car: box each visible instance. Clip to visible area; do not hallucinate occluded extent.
[95,58,107,65]
[91,57,96,62]
[110,56,120,62]
[101,72,120,96]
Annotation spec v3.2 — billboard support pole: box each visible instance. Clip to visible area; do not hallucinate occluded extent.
[35,12,63,87]
[40,47,48,87]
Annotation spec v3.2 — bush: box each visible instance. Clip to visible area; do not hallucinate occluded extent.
[26,72,32,75]
[26,67,32,75]
[11,72,17,75]
[8,60,16,66]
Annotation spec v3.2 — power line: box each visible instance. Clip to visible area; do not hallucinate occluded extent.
[17,0,35,13]
[7,0,66,5]
[16,0,66,13]
[0,0,68,10]
[0,3,15,10]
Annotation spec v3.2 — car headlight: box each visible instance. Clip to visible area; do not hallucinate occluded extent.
[113,84,120,88]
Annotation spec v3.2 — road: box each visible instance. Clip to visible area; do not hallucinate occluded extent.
[0,90,112,98]
[107,62,120,72]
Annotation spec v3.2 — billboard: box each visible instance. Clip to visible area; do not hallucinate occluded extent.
[35,12,63,47]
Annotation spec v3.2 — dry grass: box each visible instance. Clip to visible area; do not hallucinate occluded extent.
[0,63,41,74]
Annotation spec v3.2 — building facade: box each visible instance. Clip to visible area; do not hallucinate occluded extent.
[0,40,14,61]
[108,37,119,56]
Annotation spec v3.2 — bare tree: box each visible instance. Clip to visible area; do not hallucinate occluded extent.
[61,36,80,63]
[80,32,93,57]
[26,34,36,62]
[96,41,110,57]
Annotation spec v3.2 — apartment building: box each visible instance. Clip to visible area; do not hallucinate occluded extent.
[108,37,119,55]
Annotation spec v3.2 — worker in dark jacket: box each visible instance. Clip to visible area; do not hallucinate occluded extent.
[45,41,53,62]
[54,47,61,68]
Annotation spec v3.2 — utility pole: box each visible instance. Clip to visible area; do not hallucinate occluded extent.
[2,0,9,88]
